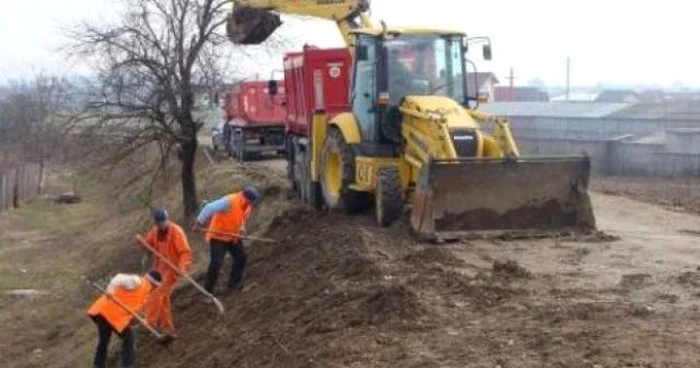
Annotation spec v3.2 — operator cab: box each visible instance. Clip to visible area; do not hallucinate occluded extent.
[350,28,491,149]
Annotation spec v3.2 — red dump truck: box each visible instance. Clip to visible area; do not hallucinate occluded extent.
[222,80,287,161]
[280,45,352,205]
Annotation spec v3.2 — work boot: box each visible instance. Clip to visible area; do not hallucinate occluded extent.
[163,329,178,339]
[159,333,177,348]
[224,282,243,296]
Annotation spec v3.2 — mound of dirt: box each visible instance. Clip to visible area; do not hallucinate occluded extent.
[403,247,466,268]
[128,169,700,368]
[136,205,431,367]
[364,284,425,322]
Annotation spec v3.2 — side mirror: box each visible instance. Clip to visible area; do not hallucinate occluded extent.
[268,80,278,96]
[483,44,492,61]
[356,45,369,61]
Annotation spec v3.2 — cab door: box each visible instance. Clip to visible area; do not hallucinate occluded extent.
[350,35,379,143]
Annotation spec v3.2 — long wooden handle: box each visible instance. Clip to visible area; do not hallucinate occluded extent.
[135,235,225,314]
[88,280,164,339]
[195,229,276,243]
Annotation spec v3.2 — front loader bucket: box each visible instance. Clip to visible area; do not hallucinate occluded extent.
[226,6,282,45]
[410,156,596,239]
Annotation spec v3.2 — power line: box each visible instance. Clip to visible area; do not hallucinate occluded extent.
[507,67,516,101]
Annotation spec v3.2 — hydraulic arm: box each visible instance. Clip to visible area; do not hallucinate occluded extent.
[227,0,373,46]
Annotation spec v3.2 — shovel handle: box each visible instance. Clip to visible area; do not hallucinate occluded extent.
[194,229,276,243]
[135,235,225,314]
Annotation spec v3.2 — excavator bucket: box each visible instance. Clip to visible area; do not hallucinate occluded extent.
[226,6,283,45]
[410,156,596,239]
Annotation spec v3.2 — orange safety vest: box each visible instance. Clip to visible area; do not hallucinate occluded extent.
[87,277,153,333]
[144,221,192,277]
[206,192,251,243]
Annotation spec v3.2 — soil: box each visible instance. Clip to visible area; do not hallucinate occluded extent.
[591,175,700,215]
[5,159,700,367]
[436,198,588,231]
[132,164,700,368]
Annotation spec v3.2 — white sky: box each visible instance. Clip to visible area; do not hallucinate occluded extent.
[0,0,696,87]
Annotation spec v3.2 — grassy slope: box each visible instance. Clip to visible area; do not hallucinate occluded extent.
[0,148,289,368]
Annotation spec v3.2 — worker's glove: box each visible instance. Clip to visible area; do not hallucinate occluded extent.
[191,222,202,232]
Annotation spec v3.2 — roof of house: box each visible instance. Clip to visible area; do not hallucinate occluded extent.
[594,89,640,103]
[477,101,632,118]
[493,86,549,102]
[607,101,700,120]
[466,72,499,87]
[550,92,600,102]
[624,131,666,145]
[638,89,667,102]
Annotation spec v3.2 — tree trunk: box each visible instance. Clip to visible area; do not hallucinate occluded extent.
[181,136,198,221]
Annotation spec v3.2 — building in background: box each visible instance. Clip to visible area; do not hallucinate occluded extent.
[594,89,641,103]
[478,100,700,177]
[493,86,549,102]
[466,72,499,102]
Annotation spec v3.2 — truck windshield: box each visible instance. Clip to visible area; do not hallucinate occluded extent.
[385,34,465,105]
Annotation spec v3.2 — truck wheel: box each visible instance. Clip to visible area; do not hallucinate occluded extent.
[235,135,247,162]
[286,137,298,193]
[319,128,367,213]
[375,166,403,227]
[226,137,235,157]
[295,148,310,202]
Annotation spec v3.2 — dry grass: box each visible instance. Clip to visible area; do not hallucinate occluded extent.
[0,140,289,367]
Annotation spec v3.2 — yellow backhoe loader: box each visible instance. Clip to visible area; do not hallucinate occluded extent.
[226,0,596,239]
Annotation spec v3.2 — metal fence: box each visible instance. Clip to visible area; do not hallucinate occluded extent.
[0,163,41,212]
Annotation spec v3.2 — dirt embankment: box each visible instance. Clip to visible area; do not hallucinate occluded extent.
[135,175,700,367]
[6,154,700,367]
[0,146,291,368]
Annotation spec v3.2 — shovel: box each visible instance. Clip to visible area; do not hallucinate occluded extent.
[194,229,277,244]
[135,235,225,315]
[86,279,175,347]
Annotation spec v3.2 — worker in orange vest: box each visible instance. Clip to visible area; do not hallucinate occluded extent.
[87,270,162,368]
[141,208,192,337]
[193,186,261,295]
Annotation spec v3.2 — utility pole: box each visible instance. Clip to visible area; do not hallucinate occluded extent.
[506,67,516,101]
[566,56,571,101]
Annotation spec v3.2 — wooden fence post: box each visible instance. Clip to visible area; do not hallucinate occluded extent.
[12,167,19,209]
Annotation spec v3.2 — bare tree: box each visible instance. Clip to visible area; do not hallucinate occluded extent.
[0,73,75,193]
[65,0,285,219]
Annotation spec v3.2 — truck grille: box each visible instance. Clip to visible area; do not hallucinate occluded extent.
[450,130,478,157]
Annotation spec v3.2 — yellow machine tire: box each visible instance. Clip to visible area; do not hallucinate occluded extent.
[320,128,368,213]
[375,166,403,227]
